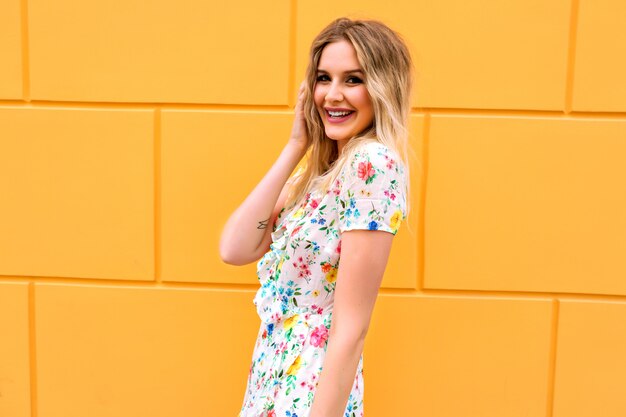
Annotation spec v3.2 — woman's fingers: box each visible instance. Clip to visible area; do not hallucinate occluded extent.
[295,81,306,113]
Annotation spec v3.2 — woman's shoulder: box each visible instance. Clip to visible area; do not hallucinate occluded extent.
[344,140,406,178]
[335,141,409,234]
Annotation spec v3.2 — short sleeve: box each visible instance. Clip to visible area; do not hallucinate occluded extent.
[336,142,408,235]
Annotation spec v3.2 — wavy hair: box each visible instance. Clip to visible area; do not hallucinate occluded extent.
[286,17,413,213]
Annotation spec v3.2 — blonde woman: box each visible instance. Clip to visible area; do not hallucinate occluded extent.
[220,17,413,417]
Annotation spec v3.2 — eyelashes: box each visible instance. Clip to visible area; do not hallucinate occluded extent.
[315,74,364,84]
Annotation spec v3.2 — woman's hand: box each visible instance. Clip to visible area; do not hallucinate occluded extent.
[288,81,311,152]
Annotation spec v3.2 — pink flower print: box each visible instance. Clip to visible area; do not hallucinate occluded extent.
[310,199,319,209]
[295,256,312,280]
[357,161,375,182]
[310,325,329,348]
[291,225,302,236]
[386,158,395,170]
[390,193,396,200]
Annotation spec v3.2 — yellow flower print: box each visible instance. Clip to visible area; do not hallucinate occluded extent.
[313,290,319,297]
[293,208,305,219]
[325,267,338,283]
[287,355,302,376]
[283,314,299,330]
[277,257,285,272]
[390,209,403,233]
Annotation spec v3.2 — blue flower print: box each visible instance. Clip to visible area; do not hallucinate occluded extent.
[368,220,378,230]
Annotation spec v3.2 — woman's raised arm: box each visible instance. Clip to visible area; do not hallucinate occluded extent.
[219,83,309,265]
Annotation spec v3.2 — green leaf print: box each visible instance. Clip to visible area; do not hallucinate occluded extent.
[365,172,377,185]
[285,374,297,395]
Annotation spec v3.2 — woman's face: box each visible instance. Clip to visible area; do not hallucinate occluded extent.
[313,40,374,150]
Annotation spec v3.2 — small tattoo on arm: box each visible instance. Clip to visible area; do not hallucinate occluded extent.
[257,218,270,229]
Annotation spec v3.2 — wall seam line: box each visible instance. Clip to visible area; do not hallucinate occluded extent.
[545,299,560,417]
[417,113,430,290]
[287,0,298,108]
[28,282,38,417]
[155,108,162,283]
[20,0,30,101]
[564,0,580,113]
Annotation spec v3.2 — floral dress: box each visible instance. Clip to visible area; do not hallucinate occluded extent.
[238,141,408,417]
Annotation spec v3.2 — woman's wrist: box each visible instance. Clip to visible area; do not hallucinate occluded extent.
[284,138,309,160]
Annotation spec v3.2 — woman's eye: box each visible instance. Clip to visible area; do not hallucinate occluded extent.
[347,76,363,84]
[316,74,330,82]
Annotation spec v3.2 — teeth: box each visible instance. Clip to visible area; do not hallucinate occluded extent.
[328,110,352,117]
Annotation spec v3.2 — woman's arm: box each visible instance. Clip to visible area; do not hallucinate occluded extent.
[219,84,309,265]
[309,229,394,417]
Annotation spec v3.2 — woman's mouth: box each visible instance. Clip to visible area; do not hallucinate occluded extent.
[325,109,355,123]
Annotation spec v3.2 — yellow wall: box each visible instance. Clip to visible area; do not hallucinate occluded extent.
[1,0,625,416]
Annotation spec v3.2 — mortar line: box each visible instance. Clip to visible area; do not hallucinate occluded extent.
[28,282,37,417]
[3,275,626,301]
[564,0,580,113]
[0,101,291,111]
[20,0,30,101]
[0,100,625,119]
[1,275,261,290]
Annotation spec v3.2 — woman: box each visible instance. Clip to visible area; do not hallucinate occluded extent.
[220,17,413,417]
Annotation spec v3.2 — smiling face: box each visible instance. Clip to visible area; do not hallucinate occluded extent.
[313,39,374,151]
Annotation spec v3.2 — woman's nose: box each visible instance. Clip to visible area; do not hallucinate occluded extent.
[325,81,343,102]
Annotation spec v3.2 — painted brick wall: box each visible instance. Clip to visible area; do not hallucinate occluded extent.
[1,1,625,416]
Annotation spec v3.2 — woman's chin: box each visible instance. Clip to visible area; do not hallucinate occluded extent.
[324,130,350,142]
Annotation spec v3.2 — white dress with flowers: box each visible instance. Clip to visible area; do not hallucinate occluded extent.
[238,141,407,417]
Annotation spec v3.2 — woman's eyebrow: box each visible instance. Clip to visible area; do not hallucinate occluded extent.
[316,69,364,74]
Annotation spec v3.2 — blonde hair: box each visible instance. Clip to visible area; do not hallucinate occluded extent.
[286,17,413,213]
